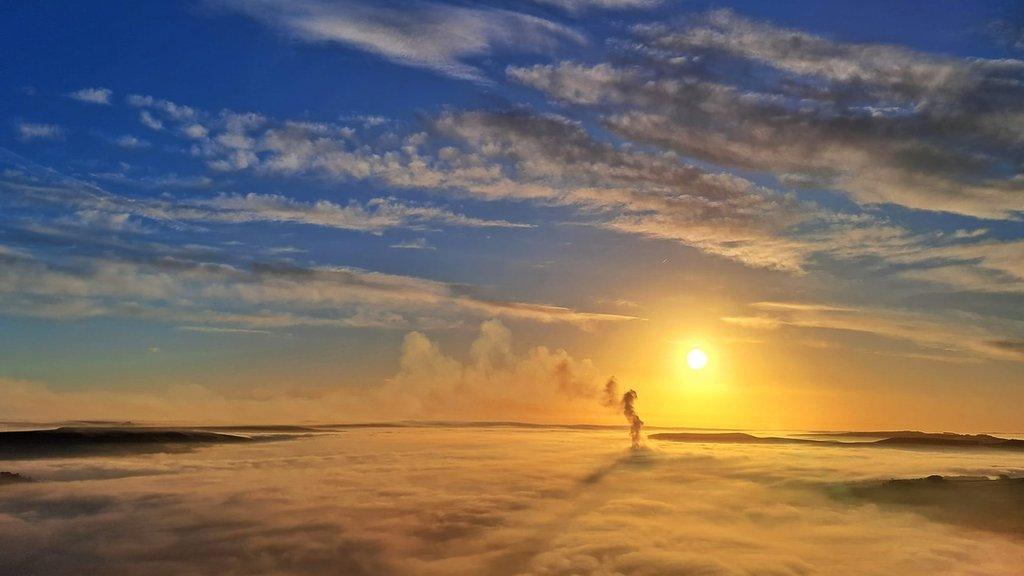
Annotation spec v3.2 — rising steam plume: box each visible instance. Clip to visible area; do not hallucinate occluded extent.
[621,389,644,449]
[601,377,619,409]
[601,377,644,448]
[618,387,643,446]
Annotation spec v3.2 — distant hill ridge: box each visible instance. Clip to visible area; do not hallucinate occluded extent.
[0,426,255,459]
[650,430,1024,450]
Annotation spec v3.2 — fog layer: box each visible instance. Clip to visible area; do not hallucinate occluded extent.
[2,427,1023,575]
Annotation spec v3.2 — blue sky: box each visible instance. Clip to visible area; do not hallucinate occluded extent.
[2,1,1023,427]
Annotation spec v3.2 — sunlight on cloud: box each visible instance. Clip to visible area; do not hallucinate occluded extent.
[0,320,620,423]
[2,429,1023,575]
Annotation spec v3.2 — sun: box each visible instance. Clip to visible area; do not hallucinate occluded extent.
[686,347,709,370]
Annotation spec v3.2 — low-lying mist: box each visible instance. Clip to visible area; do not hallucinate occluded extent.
[2,426,1024,575]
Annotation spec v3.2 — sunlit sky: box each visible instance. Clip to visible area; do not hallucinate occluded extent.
[1,0,1023,430]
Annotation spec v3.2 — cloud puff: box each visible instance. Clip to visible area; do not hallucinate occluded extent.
[111,135,149,149]
[67,87,113,105]
[138,110,163,130]
[0,320,615,422]
[181,123,209,139]
[126,94,197,120]
[382,319,611,419]
[15,122,65,141]
[216,0,585,81]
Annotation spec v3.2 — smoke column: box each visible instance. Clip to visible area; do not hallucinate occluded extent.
[621,389,644,449]
[601,377,619,409]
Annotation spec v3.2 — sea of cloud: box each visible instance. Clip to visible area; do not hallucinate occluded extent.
[2,427,1024,575]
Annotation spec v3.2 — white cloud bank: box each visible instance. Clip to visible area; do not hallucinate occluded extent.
[1,427,1022,575]
[0,320,617,423]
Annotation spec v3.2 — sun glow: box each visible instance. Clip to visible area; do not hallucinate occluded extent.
[686,347,709,370]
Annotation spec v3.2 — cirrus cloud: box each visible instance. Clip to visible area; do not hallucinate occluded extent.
[215,0,586,81]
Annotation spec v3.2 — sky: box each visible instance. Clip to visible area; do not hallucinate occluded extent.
[1,0,1023,430]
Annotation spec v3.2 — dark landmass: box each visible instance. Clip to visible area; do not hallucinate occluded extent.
[0,427,254,459]
[874,435,1024,449]
[0,471,32,484]
[0,420,134,430]
[799,430,951,438]
[62,420,136,426]
[325,421,623,430]
[831,475,1024,535]
[195,425,321,433]
[320,422,412,429]
[319,420,622,428]
[649,432,834,445]
[4,420,732,433]
[409,421,622,430]
[800,430,1018,443]
[650,431,1024,451]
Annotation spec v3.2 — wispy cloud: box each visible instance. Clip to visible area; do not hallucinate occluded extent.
[0,249,635,330]
[533,0,661,13]
[176,325,273,335]
[138,110,164,130]
[723,301,1024,362]
[389,238,434,250]
[2,172,530,234]
[126,94,197,119]
[189,194,530,232]
[67,87,113,105]
[15,122,65,141]
[894,240,1024,294]
[142,95,819,271]
[111,135,149,149]
[109,92,1024,284]
[91,172,212,189]
[0,141,531,235]
[5,9,1023,363]
[510,10,1024,219]
[215,0,585,81]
